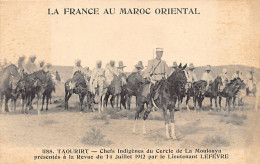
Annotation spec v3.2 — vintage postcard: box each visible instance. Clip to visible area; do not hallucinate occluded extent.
[0,0,259,163]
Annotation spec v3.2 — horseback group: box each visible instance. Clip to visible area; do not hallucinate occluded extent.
[0,55,60,114]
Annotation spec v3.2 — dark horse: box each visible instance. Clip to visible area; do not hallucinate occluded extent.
[0,64,21,112]
[218,77,246,111]
[15,70,53,114]
[133,64,187,139]
[192,80,207,111]
[205,76,223,110]
[125,72,146,110]
[104,73,127,109]
[64,71,88,111]
[41,72,55,111]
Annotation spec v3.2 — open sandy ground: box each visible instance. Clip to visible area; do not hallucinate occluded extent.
[0,85,259,163]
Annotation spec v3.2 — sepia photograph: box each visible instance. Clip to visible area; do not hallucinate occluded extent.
[0,0,259,163]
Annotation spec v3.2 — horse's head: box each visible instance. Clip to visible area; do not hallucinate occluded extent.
[15,79,26,95]
[5,64,20,77]
[8,74,20,91]
[119,73,127,86]
[215,76,223,85]
[72,71,85,82]
[167,63,188,96]
[235,77,246,89]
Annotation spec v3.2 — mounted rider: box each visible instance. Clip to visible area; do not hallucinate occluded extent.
[245,67,256,93]
[168,61,178,76]
[72,59,85,77]
[17,56,26,77]
[144,48,169,99]
[39,60,45,71]
[105,60,118,86]
[219,68,229,91]
[117,61,126,74]
[201,65,214,90]
[186,63,198,88]
[133,61,144,74]
[232,67,244,80]
[89,60,106,94]
[84,66,91,82]
[25,55,37,74]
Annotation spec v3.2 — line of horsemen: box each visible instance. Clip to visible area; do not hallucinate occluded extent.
[0,49,257,114]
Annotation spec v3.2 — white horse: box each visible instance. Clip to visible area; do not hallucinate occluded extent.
[94,78,108,113]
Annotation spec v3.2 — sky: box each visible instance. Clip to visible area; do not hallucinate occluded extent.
[1,1,259,72]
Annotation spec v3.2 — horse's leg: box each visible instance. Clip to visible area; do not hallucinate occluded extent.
[227,98,230,111]
[41,94,45,111]
[101,94,105,112]
[143,103,151,134]
[162,105,170,139]
[169,108,177,139]
[232,96,236,109]
[219,96,222,111]
[46,95,49,111]
[210,97,213,109]
[186,94,190,111]
[193,96,197,112]
[79,94,85,111]
[133,102,144,134]
[127,95,131,110]
[110,95,114,108]
[37,94,41,115]
[214,97,218,110]
[66,93,72,110]
[104,93,109,107]
[12,98,17,111]
[5,96,10,112]
[116,95,119,110]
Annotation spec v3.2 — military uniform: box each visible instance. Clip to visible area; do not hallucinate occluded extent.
[144,48,169,82]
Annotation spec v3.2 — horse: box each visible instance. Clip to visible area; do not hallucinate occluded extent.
[104,73,127,110]
[41,72,56,111]
[15,70,52,114]
[125,72,146,110]
[205,76,223,110]
[218,77,246,111]
[64,71,88,111]
[192,80,207,112]
[133,64,187,139]
[92,75,108,113]
[0,64,21,112]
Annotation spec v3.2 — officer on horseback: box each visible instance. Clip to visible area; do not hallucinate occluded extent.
[144,48,169,99]
[144,48,169,82]
[201,65,214,90]
[25,55,37,74]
